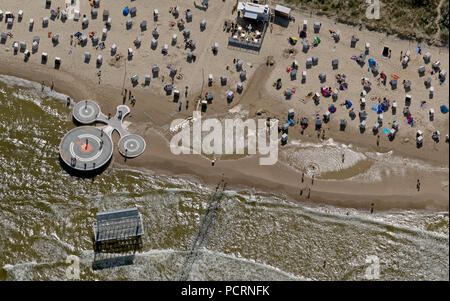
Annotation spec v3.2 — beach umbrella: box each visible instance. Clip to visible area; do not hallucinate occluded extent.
[345,100,352,109]
[123,7,129,16]
[368,58,376,66]
[440,105,449,114]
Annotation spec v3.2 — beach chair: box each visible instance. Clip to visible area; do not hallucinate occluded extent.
[439,70,447,82]
[290,69,297,80]
[429,108,435,121]
[313,21,321,33]
[61,11,67,21]
[200,19,206,31]
[128,48,133,58]
[186,11,193,22]
[423,52,431,64]
[152,66,160,78]
[151,38,157,50]
[236,59,243,71]
[74,10,80,21]
[55,57,61,69]
[82,17,89,29]
[212,42,218,55]
[111,43,117,55]
[373,122,380,133]
[97,55,103,67]
[378,114,384,124]
[162,44,168,55]
[332,59,338,70]
[153,9,158,21]
[390,79,398,90]
[404,81,411,91]
[402,56,409,68]
[103,10,110,21]
[172,34,177,45]
[184,29,191,38]
[302,40,309,53]
[306,57,312,69]
[424,77,432,88]
[240,70,247,81]
[237,82,243,93]
[416,135,423,146]
[429,86,434,99]
[91,8,98,19]
[220,75,227,86]
[43,17,49,27]
[208,74,213,86]
[312,56,319,66]
[350,36,358,48]
[319,72,326,83]
[418,66,425,77]
[19,41,26,52]
[405,95,412,106]
[226,91,234,102]
[41,52,48,64]
[131,75,139,86]
[100,28,107,41]
[130,7,137,17]
[92,35,98,46]
[145,75,151,86]
[201,91,211,103]
[106,17,112,28]
[140,21,147,31]
[0,32,7,44]
[288,109,295,119]
[281,133,288,145]
[303,20,307,30]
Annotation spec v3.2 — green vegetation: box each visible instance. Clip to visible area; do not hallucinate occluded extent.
[276,0,447,44]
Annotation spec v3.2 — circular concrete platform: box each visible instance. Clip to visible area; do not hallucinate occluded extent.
[118,134,146,158]
[73,100,100,124]
[59,126,113,171]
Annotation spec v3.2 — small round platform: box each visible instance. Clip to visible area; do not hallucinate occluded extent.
[118,134,146,158]
[73,100,100,124]
[59,126,113,171]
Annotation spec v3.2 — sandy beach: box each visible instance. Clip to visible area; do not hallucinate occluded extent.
[0,0,448,211]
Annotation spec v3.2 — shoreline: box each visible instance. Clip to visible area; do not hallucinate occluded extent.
[0,0,448,212]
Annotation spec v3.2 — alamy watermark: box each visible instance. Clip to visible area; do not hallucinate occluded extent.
[365,0,381,20]
[170,111,279,165]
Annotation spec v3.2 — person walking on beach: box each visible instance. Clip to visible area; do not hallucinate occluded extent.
[123,89,127,104]
[41,81,45,92]
[370,203,374,214]
[50,81,54,92]
[311,174,315,185]
[185,86,189,98]
[301,172,304,183]
[97,71,102,84]
[128,89,132,100]
[66,97,71,107]
[307,188,311,199]
[400,51,403,62]
[376,135,380,147]
[342,153,345,163]
[416,179,421,191]
[186,100,189,110]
